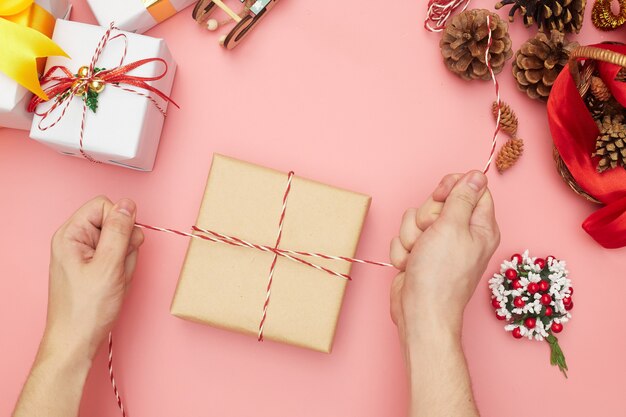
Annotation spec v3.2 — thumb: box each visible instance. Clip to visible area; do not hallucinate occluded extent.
[440,171,488,227]
[95,199,136,263]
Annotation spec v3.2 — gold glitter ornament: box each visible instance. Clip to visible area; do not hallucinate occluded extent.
[591,0,626,30]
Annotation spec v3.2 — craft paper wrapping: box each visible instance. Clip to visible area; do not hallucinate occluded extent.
[171,155,372,353]
[29,20,177,171]
[0,0,71,130]
[86,0,196,34]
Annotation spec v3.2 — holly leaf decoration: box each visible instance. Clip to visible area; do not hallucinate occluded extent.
[84,89,100,113]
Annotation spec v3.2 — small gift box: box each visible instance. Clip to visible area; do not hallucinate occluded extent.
[86,0,197,34]
[29,20,177,171]
[0,0,71,130]
[171,154,372,353]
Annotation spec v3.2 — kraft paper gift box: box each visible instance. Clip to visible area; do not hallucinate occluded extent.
[0,0,71,130]
[29,20,177,171]
[171,154,372,353]
[86,0,197,34]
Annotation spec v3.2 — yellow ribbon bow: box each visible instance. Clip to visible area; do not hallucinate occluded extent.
[0,0,68,100]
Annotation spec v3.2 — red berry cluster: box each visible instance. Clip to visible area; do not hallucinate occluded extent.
[489,251,572,377]
[491,253,573,340]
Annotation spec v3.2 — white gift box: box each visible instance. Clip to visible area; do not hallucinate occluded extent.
[86,0,196,34]
[0,0,71,130]
[30,20,177,171]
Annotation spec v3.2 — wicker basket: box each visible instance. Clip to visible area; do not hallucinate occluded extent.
[553,45,626,204]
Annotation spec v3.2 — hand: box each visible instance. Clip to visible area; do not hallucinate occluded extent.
[44,196,144,360]
[389,171,500,345]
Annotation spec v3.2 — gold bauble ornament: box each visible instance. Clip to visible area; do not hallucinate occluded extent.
[77,65,90,78]
[89,78,105,93]
[72,80,87,96]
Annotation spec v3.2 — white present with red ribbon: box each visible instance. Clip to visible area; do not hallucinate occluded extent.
[29,20,178,171]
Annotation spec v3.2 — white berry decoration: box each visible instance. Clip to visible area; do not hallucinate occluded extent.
[489,250,573,377]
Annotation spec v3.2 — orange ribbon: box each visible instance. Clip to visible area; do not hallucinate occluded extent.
[143,0,177,23]
[0,0,67,100]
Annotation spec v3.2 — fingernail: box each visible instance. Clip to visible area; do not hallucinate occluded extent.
[115,199,136,217]
[466,172,487,191]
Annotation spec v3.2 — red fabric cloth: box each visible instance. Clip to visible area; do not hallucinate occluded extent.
[547,43,626,249]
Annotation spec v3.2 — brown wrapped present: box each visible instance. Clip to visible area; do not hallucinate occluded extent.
[170,154,372,353]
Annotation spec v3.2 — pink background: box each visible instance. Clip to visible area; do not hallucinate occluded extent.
[1,0,625,415]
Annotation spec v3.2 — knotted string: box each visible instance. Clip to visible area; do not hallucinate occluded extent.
[28,22,178,163]
[424,2,502,174]
[424,0,471,31]
[134,181,393,283]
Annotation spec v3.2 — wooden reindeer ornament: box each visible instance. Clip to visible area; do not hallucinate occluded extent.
[193,0,279,49]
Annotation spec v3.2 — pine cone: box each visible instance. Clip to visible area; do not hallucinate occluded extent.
[495,0,586,33]
[440,9,513,81]
[585,94,607,119]
[593,114,626,172]
[590,76,611,101]
[496,137,524,172]
[492,101,518,136]
[585,93,623,120]
[512,30,578,101]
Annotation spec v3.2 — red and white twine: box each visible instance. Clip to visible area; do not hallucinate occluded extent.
[258,171,294,341]
[482,14,502,174]
[424,0,471,32]
[424,1,503,173]
[108,333,126,417]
